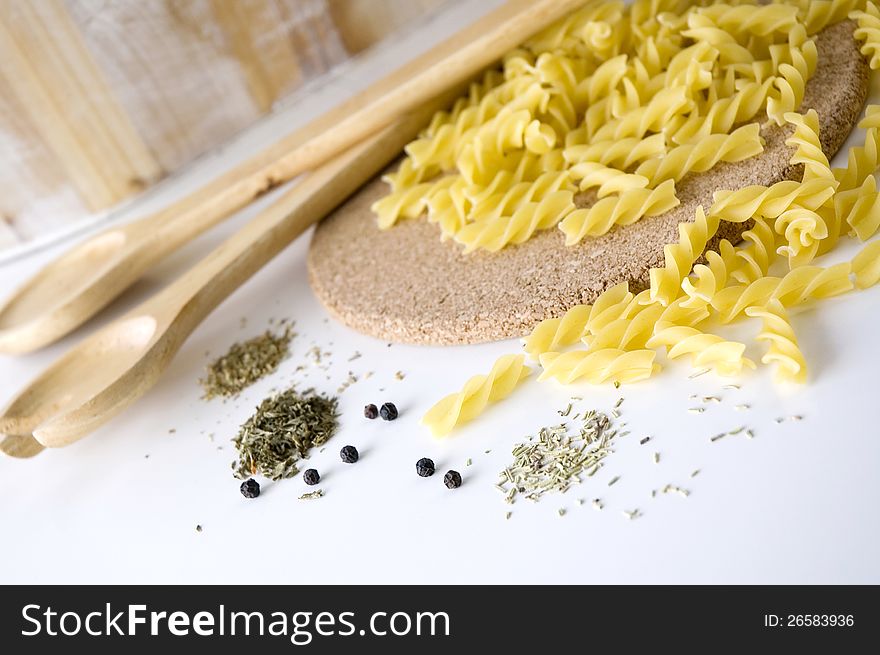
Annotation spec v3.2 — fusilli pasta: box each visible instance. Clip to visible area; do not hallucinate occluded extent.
[746,300,807,383]
[421,355,531,437]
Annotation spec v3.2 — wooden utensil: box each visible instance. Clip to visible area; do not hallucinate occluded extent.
[0,103,439,457]
[0,0,586,354]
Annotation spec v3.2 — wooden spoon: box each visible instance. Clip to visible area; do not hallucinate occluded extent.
[0,0,586,354]
[0,105,435,456]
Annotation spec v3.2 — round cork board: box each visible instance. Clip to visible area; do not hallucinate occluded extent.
[308,21,869,345]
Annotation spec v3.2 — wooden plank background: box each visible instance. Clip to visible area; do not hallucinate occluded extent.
[0,0,452,252]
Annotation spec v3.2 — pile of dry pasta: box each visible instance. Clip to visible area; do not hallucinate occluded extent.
[369,0,880,437]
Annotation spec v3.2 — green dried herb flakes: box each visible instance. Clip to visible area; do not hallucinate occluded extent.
[231,388,338,481]
[201,326,294,399]
[496,410,617,504]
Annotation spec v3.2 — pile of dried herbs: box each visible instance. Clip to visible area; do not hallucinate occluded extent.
[497,410,619,504]
[201,325,293,399]
[232,387,339,480]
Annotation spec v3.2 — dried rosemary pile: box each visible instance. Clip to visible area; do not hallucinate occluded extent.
[232,387,338,480]
[497,410,619,504]
[201,325,293,399]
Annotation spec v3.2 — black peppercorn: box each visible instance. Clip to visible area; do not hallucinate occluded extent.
[443,470,462,489]
[303,468,320,485]
[340,445,359,463]
[240,478,260,499]
[416,457,435,477]
[379,402,399,421]
[364,404,379,419]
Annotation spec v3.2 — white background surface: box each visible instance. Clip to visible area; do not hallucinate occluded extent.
[2,3,880,584]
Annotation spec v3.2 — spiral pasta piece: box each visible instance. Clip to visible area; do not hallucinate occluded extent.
[453,190,575,253]
[383,157,440,192]
[746,300,807,383]
[523,305,592,357]
[709,178,836,223]
[424,177,470,239]
[582,283,637,334]
[774,205,829,266]
[467,171,575,223]
[569,162,650,196]
[670,78,776,144]
[711,262,854,322]
[421,355,531,437]
[649,206,721,306]
[564,133,667,168]
[647,326,755,376]
[538,349,659,384]
[634,123,764,184]
[592,87,694,142]
[852,239,880,288]
[784,110,834,182]
[731,217,779,283]
[372,178,456,229]
[583,303,665,351]
[655,295,712,330]
[835,105,880,191]
[698,3,801,37]
[682,239,739,306]
[853,2,880,69]
[836,174,880,241]
[766,30,817,124]
[560,179,680,244]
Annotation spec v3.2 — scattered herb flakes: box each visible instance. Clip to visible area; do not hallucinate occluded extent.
[592,498,603,511]
[299,490,324,500]
[623,509,641,520]
[710,433,725,442]
[505,511,512,520]
[774,417,785,424]
[746,429,755,439]
[653,452,660,464]
[168,428,176,435]
[661,484,690,498]
[639,436,651,445]
[702,395,721,404]
[201,326,294,399]
[558,508,566,518]
[688,407,706,414]
[688,368,710,379]
[691,469,701,478]
[231,388,338,481]
[466,458,472,467]
[790,415,804,422]
[722,384,740,390]
[336,371,358,394]
[196,525,203,533]
[348,351,362,362]
[577,498,584,506]
[608,475,620,487]
[394,371,406,381]
[735,404,751,411]
[496,410,617,505]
